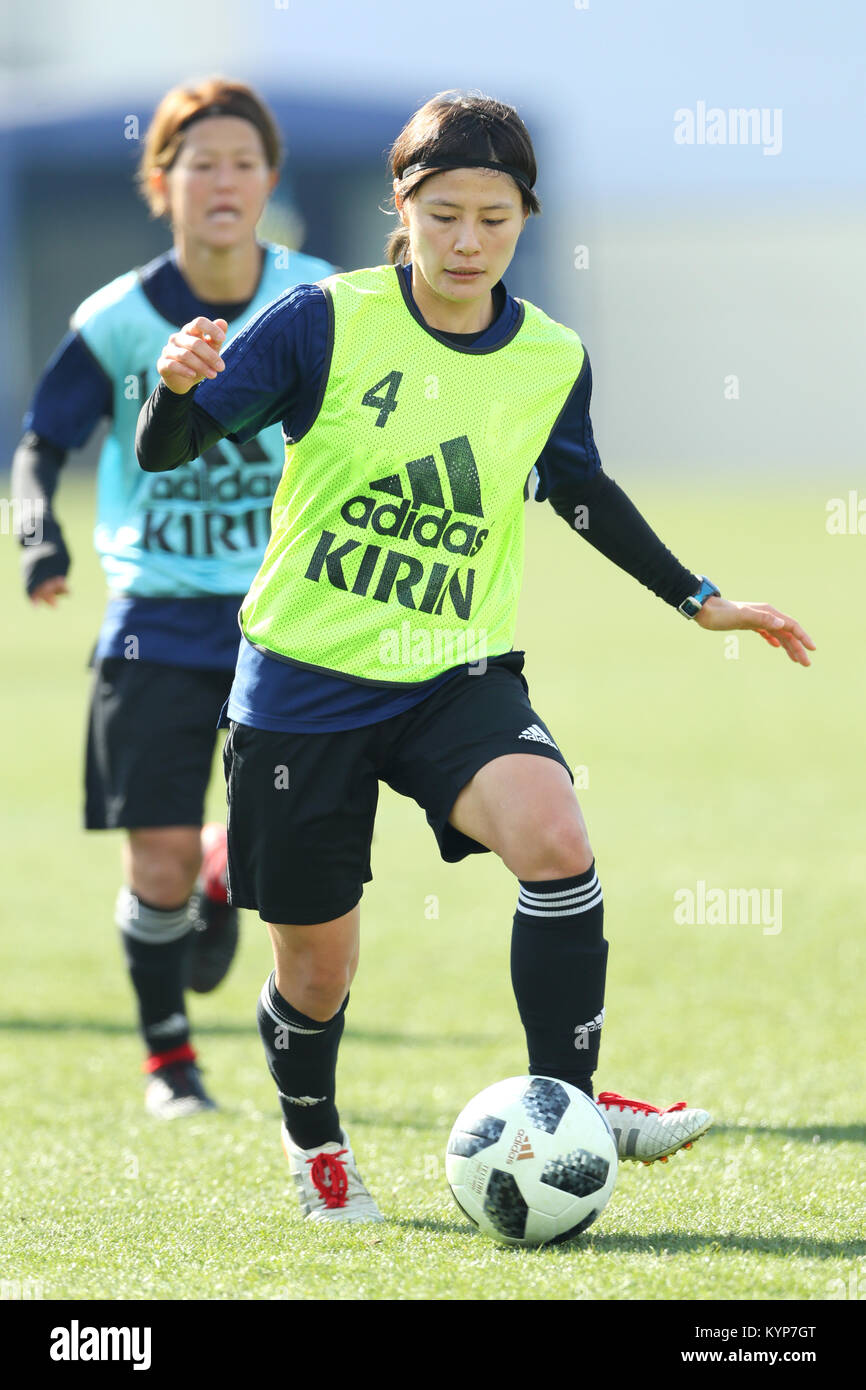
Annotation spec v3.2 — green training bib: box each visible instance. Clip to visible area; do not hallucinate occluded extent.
[240,265,585,684]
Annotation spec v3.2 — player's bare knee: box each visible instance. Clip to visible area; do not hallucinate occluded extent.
[126,829,202,907]
[272,948,353,1021]
[508,816,593,880]
[131,866,197,908]
[286,971,351,1023]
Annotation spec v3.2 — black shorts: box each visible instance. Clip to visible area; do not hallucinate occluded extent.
[85,658,234,830]
[223,652,572,925]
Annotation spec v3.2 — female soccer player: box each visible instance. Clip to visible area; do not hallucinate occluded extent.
[11,77,334,1118]
[137,91,815,1218]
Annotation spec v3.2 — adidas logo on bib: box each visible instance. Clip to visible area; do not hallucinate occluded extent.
[518,723,556,749]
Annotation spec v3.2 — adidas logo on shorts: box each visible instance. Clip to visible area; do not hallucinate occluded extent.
[518,723,557,749]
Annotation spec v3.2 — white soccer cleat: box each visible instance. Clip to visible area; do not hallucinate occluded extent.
[281,1124,385,1223]
[596,1091,712,1164]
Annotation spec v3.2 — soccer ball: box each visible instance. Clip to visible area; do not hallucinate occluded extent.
[445,1076,618,1247]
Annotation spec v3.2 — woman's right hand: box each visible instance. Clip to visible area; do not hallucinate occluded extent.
[30,575,70,608]
[157,317,228,394]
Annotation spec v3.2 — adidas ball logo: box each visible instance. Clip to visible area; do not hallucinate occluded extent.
[506,1129,536,1164]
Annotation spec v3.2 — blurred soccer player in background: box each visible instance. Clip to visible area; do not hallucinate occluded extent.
[11,77,334,1117]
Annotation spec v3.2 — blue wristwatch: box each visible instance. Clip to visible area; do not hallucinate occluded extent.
[678,576,721,619]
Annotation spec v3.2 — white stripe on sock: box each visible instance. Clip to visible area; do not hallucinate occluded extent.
[517,885,604,917]
[518,874,599,903]
[115,887,192,943]
[258,978,326,1034]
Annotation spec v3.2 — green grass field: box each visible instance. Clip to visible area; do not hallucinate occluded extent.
[1,470,864,1302]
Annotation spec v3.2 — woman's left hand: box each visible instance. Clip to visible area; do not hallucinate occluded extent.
[694,596,816,666]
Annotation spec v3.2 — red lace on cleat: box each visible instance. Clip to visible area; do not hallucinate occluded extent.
[598,1089,711,1162]
[307,1149,349,1209]
[597,1091,687,1115]
[283,1125,384,1223]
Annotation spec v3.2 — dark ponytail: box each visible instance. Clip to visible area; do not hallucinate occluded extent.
[386,90,541,264]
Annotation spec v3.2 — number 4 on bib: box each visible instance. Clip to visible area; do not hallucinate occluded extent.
[361,370,403,428]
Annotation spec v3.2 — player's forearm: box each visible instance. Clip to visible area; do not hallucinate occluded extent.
[135,381,225,473]
[549,471,700,609]
[11,431,71,593]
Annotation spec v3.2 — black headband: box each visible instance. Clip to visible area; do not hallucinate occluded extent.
[400,156,534,193]
[176,102,245,133]
[171,102,273,157]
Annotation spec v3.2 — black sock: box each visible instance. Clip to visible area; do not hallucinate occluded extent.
[510,862,608,1098]
[257,972,345,1150]
[115,888,192,1058]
